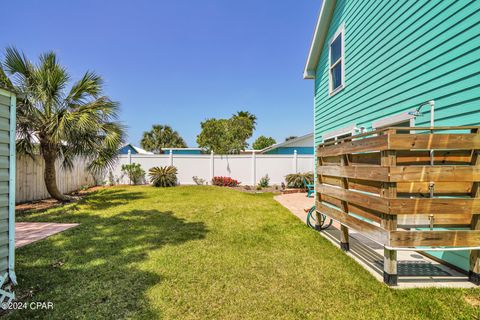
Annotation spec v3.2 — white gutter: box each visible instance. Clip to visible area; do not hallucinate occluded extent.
[303,0,337,79]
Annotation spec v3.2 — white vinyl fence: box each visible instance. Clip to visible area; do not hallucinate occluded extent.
[16,156,96,203]
[110,151,314,186]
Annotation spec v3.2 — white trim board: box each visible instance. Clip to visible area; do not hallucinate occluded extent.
[372,112,415,129]
[322,124,358,140]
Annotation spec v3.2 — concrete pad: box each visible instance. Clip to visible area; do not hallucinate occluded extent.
[15,222,79,248]
[274,193,476,288]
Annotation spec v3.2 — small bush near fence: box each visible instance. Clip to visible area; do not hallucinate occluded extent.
[212,176,240,187]
[259,174,270,188]
[121,163,145,185]
[149,166,178,187]
[285,172,313,189]
[192,176,206,185]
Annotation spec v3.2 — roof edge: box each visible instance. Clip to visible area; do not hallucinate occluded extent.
[260,133,313,153]
[303,0,337,80]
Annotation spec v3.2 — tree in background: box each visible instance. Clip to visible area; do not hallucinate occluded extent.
[0,47,125,201]
[197,111,257,154]
[285,136,298,142]
[141,125,187,153]
[252,136,276,150]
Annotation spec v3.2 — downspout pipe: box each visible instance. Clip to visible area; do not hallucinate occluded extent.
[409,100,435,226]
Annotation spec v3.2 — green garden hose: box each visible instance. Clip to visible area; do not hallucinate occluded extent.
[306,205,333,230]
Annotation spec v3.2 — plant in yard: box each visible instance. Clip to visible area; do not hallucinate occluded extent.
[252,136,276,150]
[106,171,116,186]
[192,176,205,185]
[211,176,240,187]
[121,163,145,185]
[0,47,125,201]
[140,124,187,154]
[285,172,314,189]
[149,166,178,187]
[259,174,270,188]
[196,111,257,154]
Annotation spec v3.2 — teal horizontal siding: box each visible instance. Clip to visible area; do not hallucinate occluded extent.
[314,0,480,144]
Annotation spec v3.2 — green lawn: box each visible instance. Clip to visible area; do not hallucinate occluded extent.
[9,186,480,319]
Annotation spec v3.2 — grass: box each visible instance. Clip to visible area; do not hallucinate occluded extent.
[8,186,480,319]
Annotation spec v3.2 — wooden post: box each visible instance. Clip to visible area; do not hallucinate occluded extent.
[381,145,398,286]
[469,128,480,284]
[315,152,324,231]
[340,153,350,251]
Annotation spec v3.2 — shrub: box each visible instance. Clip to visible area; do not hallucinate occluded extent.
[259,174,270,188]
[149,166,178,187]
[121,163,145,185]
[285,172,314,189]
[192,176,206,185]
[212,176,240,187]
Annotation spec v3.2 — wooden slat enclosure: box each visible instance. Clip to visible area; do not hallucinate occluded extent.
[315,126,480,285]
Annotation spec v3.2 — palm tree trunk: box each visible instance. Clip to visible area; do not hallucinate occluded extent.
[43,151,71,202]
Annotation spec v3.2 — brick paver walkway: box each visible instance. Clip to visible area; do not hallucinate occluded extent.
[16,222,79,248]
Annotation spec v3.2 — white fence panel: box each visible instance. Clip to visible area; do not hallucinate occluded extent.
[113,152,314,186]
[173,155,211,184]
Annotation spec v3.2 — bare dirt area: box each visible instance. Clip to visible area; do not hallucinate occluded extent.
[229,185,283,194]
[16,186,108,212]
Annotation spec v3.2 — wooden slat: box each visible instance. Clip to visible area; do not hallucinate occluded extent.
[316,183,389,213]
[389,230,480,247]
[397,150,472,165]
[397,214,472,228]
[320,155,341,165]
[397,181,472,194]
[322,176,382,195]
[318,193,382,223]
[389,198,480,215]
[389,134,480,150]
[317,135,388,157]
[390,166,480,182]
[317,166,389,181]
[316,202,388,244]
[350,152,381,166]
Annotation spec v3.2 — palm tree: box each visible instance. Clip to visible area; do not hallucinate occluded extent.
[140,125,187,153]
[0,47,125,201]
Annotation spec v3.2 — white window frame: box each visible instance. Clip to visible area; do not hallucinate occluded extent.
[322,123,358,142]
[328,23,345,96]
[372,112,415,129]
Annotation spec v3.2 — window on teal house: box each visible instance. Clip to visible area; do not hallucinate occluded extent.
[329,24,345,96]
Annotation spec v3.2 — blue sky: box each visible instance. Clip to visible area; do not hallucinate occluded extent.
[1,1,320,147]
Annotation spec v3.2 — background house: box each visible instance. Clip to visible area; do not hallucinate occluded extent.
[118,144,153,155]
[161,147,203,155]
[259,133,313,155]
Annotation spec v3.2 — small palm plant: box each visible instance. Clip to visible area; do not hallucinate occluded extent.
[285,172,314,189]
[149,166,178,187]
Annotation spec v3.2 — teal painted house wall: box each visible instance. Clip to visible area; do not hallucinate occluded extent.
[314,0,480,144]
[118,145,138,155]
[0,88,16,287]
[162,149,203,155]
[312,0,480,271]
